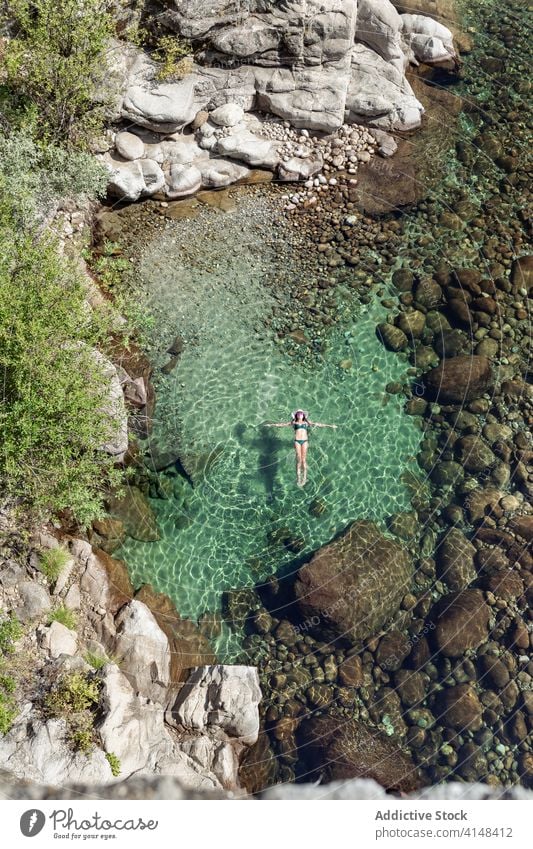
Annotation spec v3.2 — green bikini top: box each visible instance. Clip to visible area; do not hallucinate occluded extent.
[293,421,309,430]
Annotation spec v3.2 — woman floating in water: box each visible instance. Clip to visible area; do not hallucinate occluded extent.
[265,409,337,487]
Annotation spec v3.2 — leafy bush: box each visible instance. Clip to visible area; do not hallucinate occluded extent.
[71,715,95,753]
[0,682,17,734]
[45,671,100,714]
[0,130,108,230]
[38,546,71,584]
[0,615,23,654]
[105,751,121,777]
[154,35,194,81]
[45,670,100,752]
[1,0,113,146]
[0,211,125,527]
[0,622,22,733]
[48,605,77,630]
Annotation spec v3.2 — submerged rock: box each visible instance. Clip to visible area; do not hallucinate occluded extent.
[422,355,493,403]
[298,715,423,792]
[435,684,483,731]
[436,528,476,591]
[431,590,491,657]
[106,486,160,542]
[294,519,412,643]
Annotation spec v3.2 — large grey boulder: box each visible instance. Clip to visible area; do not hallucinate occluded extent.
[210,103,245,126]
[40,621,78,659]
[115,0,442,135]
[254,63,351,132]
[0,714,110,786]
[346,43,423,129]
[166,163,203,198]
[356,0,405,69]
[115,131,145,160]
[0,663,262,792]
[162,0,358,66]
[90,348,129,461]
[113,600,171,704]
[16,582,51,623]
[199,158,250,187]
[401,14,456,64]
[171,665,261,746]
[105,158,146,201]
[215,132,280,168]
[122,77,198,132]
[139,159,166,195]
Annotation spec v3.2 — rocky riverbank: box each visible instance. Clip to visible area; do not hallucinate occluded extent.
[87,0,531,796]
[99,0,461,203]
[0,515,262,792]
[0,0,530,801]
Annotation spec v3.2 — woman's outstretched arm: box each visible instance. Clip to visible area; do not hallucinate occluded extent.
[264,421,292,427]
[308,421,338,428]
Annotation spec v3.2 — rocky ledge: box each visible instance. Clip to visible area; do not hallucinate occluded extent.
[100,0,459,201]
[0,527,260,794]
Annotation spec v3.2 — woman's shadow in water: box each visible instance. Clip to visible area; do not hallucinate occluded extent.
[233,422,284,500]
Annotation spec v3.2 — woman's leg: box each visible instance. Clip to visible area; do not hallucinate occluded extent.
[294,442,303,485]
[301,442,308,485]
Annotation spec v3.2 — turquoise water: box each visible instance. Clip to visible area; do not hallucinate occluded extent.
[116,203,422,651]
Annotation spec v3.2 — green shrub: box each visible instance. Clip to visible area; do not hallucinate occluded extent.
[45,671,100,715]
[45,671,100,753]
[84,650,117,671]
[0,130,108,231]
[105,751,121,777]
[38,546,71,584]
[0,670,18,734]
[0,688,17,734]
[1,0,113,146]
[0,616,23,655]
[70,715,95,753]
[153,35,194,80]
[0,212,125,527]
[48,605,77,630]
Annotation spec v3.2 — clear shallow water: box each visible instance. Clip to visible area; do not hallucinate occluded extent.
[117,204,422,656]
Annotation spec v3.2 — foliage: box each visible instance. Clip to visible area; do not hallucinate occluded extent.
[45,671,100,714]
[84,650,117,670]
[0,129,108,230]
[0,615,23,654]
[71,715,95,753]
[0,211,125,527]
[38,546,71,584]
[83,240,155,346]
[153,35,194,80]
[0,0,113,146]
[0,617,22,733]
[105,751,121,776]
[45,671,101,753]
[48,605,77,630]
[124,21,194,81]
[0,676,17,734]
